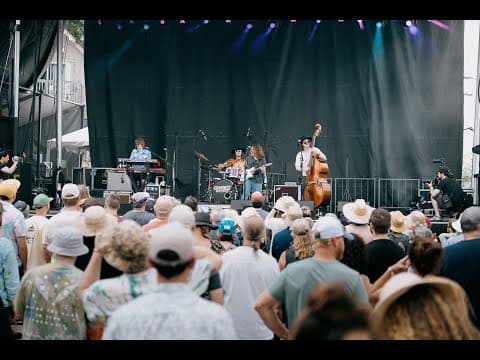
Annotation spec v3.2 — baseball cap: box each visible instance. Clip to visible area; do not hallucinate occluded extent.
[149,222,194,267]
[0,179,21,199]
[61,183,80,199]
[33,193,53,208]
[312,215,345,239]
[218,218,236,235]
[131,192,150,204]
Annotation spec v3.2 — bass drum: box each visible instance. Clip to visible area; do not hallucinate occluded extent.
[213,179,234,204]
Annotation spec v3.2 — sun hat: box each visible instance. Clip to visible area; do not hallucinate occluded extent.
[342,199,374,225]
[46,226,89,257]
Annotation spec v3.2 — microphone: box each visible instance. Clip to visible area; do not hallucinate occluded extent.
[199,129,208,140]
[246,127,251,137]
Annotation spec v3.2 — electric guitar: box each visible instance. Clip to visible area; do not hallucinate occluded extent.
[246,163,272,179]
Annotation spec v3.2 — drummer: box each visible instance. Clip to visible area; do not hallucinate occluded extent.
[217,147,245,181]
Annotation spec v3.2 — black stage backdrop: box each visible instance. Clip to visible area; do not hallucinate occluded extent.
[85,20,463,197]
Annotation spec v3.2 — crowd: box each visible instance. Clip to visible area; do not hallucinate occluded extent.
[1,179,479,340]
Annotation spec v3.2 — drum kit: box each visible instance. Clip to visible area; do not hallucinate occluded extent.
[205,166,243,204]
[196,150,243,204]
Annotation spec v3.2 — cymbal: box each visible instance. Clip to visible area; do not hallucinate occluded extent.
[194,150,209,162]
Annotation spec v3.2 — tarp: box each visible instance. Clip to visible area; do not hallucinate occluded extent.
[47,126,89,152]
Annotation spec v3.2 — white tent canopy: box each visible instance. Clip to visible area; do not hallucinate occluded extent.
[46,127,90,168]
[47,126,89,151]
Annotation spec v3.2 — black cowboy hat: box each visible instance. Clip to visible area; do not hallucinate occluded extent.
[231,147,245,155]
[298,136,312,144]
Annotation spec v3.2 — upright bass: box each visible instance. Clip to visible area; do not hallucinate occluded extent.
[304,123,332,208]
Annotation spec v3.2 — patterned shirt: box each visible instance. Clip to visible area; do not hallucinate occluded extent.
[103,283,237,340]
[14,263,87,340]
[129,148,152,161]
[0,237,20,307]
[0,200,27,266]
[83,260,211,326]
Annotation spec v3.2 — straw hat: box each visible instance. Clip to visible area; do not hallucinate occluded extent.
[0,179,21,200]
[372,273,464,330]
[342,199,374,225]
[390,211,407,233]
[78,205,118,237]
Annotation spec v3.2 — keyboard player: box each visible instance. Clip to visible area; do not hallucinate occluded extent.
[129,137,152,191]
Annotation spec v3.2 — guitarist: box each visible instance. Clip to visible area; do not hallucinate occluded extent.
[242,144,267,200]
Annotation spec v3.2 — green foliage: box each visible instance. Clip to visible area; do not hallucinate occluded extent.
[66,20,84,46]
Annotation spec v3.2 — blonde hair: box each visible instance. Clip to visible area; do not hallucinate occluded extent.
[251,144,265,160]
[241,216,265,253]
[374,283,480,340]
[290,218,314,260]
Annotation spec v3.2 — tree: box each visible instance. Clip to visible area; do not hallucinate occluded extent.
[67,20,84,46]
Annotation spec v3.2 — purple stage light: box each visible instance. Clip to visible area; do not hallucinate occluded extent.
[246,23,253,29]
[225,19,232,23]
[159,19,165,25]
[116,24,123,30]
[357,20,364,30]
[269,22,276,29]
[180,19,186,24]
[290,19,296,23]
[316,20,321,24]
[409,25,419,36]
[203,20,209,24]
[428,20,449,30]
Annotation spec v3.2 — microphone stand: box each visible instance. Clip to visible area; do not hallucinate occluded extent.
[172,133,177,197]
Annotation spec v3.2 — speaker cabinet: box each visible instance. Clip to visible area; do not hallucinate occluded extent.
[73,168,92,187]
[107,170,132,192]
[91,168,110,190]
[13,163,32,205]
[274,185,301,203]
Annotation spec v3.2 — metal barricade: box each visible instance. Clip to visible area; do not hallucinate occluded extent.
[334,178,376,213]
[378,178,420,210]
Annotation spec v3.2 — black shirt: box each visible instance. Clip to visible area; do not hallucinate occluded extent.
[437,177,465,211]
[441,239,480,329]
[366,238,405,283]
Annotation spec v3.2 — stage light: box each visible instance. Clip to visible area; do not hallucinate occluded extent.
[143,24,150,30]
[316,20,321,24]
[97,20,102,25]
[225,19,231,23]
[290,19,296,23]
[376,22,382,28]
[116,24,123,31]
[129,20,135,25]
[428,20,449,30]
[338,20,344,22]
[269,22,276,29]
[406,20,412,27]
[180,19,186,24]
[159,19,165,25]
[409,25,419,36]
[246,23,253,29]
[357,20,364,30]
[203,20,209,24]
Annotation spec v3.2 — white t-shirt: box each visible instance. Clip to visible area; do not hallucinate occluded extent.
[295,149,312,176]
[220,246,279,340]
[25,215,49,270]
[42,209,82,245]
